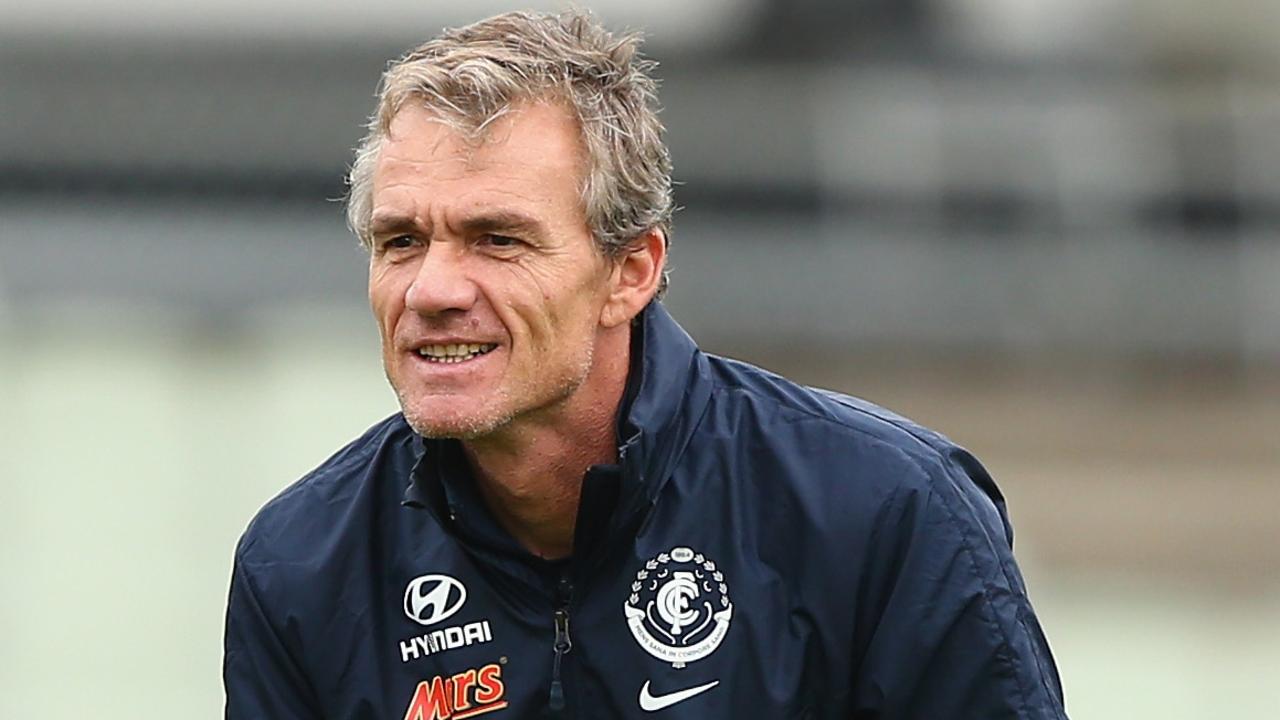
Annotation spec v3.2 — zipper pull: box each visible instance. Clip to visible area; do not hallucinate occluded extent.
[549,607,572,712]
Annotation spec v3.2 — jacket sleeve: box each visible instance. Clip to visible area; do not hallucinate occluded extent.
[223,548,323,720]
[850,448,1067,719]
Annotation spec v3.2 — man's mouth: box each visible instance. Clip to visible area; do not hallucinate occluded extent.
[415,343,499,364]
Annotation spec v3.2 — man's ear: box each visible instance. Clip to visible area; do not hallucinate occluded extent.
[600,227,666,329]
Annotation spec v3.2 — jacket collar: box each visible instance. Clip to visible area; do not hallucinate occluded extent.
[614,301,712,515]
[402,301,712,552]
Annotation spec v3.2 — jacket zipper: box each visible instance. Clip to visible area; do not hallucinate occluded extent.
[548,572,574,714]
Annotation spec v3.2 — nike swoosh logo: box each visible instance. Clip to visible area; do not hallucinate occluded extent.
[639,679,720,712]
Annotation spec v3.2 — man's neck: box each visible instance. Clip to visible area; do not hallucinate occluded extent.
[460,329,631,560]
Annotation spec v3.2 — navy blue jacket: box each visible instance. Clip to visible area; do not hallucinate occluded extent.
[224,302,1067,719]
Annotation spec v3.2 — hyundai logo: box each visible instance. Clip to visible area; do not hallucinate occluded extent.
[404,574,468,626]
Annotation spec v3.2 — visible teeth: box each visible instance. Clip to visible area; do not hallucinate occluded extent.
[417,343,497,362]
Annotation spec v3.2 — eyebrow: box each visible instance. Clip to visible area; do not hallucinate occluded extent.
[369,208,547,240]
[369,212,424,236]
[457,210,545,239]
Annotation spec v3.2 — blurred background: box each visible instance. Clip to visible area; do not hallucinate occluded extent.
[1,0,1277,716]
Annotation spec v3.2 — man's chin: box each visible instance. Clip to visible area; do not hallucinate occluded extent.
[401,405,510,441]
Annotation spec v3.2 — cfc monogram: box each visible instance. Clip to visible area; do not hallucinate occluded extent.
[402,663,507,720]
[625,546,733,668]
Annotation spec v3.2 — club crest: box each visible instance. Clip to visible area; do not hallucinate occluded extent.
[624,546,733,668]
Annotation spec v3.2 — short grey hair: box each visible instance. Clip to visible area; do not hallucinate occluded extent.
[345,10,674,293]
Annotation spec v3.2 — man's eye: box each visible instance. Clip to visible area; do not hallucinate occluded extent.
[376,235,418,253]
[483,234,521,248]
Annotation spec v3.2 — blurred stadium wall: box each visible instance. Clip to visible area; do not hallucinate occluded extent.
[1,1,1277,717]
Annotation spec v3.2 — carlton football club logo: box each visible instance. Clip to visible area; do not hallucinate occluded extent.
[624,546,733,668]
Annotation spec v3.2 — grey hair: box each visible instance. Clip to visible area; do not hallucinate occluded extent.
[345,10,674,294]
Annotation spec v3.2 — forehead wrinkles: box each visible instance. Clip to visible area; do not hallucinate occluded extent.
[372,133,478,217]
[380,119,475,174]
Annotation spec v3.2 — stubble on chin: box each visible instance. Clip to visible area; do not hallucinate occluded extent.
[397,388,515,441]
[387,344,596,442]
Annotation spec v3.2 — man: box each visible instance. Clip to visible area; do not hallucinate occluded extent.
[224,10,1067,719]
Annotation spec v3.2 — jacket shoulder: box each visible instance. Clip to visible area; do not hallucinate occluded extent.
[234,413,417,566]
[704,354,963,465]
[700,353,1011,534]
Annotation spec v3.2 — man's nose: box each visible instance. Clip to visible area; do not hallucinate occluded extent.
[405,244,478,316]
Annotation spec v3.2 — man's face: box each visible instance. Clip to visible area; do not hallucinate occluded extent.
[368,102,617,439]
